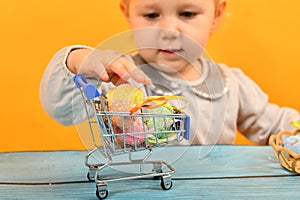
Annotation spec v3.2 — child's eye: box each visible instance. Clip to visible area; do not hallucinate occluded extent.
[144,13,160,19]
[180,12,197,18]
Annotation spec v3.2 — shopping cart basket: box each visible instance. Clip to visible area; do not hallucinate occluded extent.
[74,74,190,199]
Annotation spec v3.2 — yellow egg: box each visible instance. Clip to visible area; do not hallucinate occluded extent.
[106,84,144,128]
[107,84,143,111]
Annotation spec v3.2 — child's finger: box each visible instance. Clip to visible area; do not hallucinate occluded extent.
[116,57,152,84]
[96,64,110,81]
[107,59,131,80]
[81,61,110,82]
[110,73,129,86]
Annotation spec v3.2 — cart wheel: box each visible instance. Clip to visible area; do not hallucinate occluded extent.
[87,167,98,182]
[160,179,173,190]
[96,188,108,200]
[87,172,95,182]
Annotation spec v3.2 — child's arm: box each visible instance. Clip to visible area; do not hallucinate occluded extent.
[232,68,300,144]
[40,45,152,126]
[66,48,151,85]
[66,48,91,74]
[40,46,93,126]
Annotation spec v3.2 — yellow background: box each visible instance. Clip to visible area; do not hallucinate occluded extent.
[1,0,300,152]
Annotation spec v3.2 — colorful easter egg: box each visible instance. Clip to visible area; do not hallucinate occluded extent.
[106,84,144,111]
[145,103,179,145]
[146,103,173,130]
[291,120,300,130]
[106,84,144,127]
[284,134,300,154]
[114,119,146,146]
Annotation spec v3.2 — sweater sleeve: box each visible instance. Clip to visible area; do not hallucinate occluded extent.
[233,68,300,145]
[39,45,95,126]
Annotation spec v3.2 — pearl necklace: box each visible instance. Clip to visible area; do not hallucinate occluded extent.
[133,55,228,100]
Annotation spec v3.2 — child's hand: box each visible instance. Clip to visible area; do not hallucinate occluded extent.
[67,48,151,85]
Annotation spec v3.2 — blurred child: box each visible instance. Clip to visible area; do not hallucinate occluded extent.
[40,0,299,145]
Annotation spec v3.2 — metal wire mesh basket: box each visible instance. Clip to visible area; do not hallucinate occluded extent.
[74,74,190,199]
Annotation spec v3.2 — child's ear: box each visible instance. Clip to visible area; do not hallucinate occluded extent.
[120,0,130,23]
[211,0,227,31]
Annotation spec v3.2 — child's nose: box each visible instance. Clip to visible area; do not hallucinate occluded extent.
[160,28,180,40]
[159,17,180,37]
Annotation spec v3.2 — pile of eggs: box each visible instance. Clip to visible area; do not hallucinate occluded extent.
[106,84,175,146]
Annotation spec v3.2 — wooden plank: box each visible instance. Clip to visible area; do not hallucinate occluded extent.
[171,145,292,178]
[0,146,293,184]
[0,151,87,183]
[1,176,300,199]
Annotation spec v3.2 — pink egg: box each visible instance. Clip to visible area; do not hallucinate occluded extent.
[114,119,146,146]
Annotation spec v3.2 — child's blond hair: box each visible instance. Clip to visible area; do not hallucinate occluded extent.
[122,0,222,5]
[121,0,224,10]
[120,0,225,18]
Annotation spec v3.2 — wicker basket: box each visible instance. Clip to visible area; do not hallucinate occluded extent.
[269,130,300,174]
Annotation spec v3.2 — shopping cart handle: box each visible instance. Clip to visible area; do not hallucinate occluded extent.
[184,116,191,140]
[74,74,100,100]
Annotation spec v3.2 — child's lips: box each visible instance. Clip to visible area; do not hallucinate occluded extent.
[159,49,182,55]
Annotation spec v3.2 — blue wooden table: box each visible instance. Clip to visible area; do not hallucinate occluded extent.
[0,145,299,199]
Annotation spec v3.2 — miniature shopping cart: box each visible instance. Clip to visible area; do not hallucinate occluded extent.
[74,74,190,199]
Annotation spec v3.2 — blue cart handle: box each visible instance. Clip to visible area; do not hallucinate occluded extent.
[184,116,190,140]
[74,74,100,100]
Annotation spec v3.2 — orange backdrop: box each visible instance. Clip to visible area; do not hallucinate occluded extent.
[1,0,300,152]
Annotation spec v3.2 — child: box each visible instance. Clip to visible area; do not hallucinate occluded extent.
[40,0,299,145]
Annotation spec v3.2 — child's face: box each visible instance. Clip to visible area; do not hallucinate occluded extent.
[121,0,226,75]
